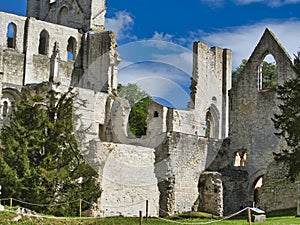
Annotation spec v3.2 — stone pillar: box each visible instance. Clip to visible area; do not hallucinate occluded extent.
[297,181,300,217]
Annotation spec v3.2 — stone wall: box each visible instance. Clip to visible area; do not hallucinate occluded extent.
[97,142,159,217]
[257,162,297,212]
[26,0,106,32]
[197,172,223,216]
[190,42,232,139]
[215,29,298,213]
[155,132,211,216]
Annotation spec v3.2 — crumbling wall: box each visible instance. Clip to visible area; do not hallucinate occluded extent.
[190,42,232,139]
[257,162,297,212]
[80,31,119,94]
[26,0,106,32]
[155,132,209,216]
[197,172,223,216]
[213,29,298,214]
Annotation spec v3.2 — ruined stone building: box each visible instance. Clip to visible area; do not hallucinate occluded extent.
[0,0,297,217]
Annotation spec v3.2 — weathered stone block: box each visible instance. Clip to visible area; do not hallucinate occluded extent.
[252,214,266,223]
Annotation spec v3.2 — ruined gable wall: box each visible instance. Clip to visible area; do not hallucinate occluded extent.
[226,30,296,212]
[229,30,295,182]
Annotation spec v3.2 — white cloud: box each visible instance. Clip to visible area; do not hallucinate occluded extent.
[192,19,300,68]
[234,0,300,6]
[152,51,193,75]
[150,32,174,42]
[105,11,137,40]
[201,0,300,7]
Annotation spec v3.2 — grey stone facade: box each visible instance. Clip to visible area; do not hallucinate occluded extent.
[0,0,298,218]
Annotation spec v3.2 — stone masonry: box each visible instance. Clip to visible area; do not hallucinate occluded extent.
[0,0,298,217]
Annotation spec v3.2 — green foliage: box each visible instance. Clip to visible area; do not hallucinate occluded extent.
[232,59,247,83]
[262,61,277,89]
[117,83,149,106]
[232,59,277,89]
[0,83,101,216]
[128,96,152,137]
[273,52,300,181]
[118,83,152,137]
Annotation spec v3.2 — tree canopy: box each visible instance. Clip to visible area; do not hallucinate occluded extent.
[118,83,151,137]
[0,83,101,216]
[273,52,300,181]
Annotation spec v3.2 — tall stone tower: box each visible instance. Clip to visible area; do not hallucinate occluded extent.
[26,0,106,32]
[190,42,232,139]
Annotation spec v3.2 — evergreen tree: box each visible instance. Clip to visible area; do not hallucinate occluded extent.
[0,83,101,216]
[273,52,300,181]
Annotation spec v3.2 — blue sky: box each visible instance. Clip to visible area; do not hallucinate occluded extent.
[1,1,300,108]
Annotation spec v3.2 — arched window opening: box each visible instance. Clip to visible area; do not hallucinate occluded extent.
[154,111,159,118]
[128,97,151,138]
[58,6,69,26]
[87,81,91,89]
[38,30,49,55]
[205,113,212,138]
[258,54,277,91]
[205,105,220,139]
[7,22,17,48]
[2,101,8,118]
[99,124,105,141]
[49,0,57,3]
[234,151,247,167]
[241,152,247,166]
[253,177,264,205]
[67,37,77,61]
[234,152,241,167]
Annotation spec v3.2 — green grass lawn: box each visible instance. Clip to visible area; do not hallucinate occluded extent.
[0,208,299,225]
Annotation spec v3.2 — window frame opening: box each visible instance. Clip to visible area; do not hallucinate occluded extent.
[38,29,50,55]
[67,37,77,61]
[7,22,17,49]
[258,54,277,91]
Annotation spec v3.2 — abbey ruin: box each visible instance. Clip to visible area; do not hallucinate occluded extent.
[0,0,298,217]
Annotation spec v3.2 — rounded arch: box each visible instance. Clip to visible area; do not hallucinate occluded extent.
[1,88,21,120]
[248,168,267,204]
[205,104,220,139]
[67,36,77,60]
[258,52,277,91]
[6,22,17,48]
[57,6,69,26]
[38,29,50,55]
